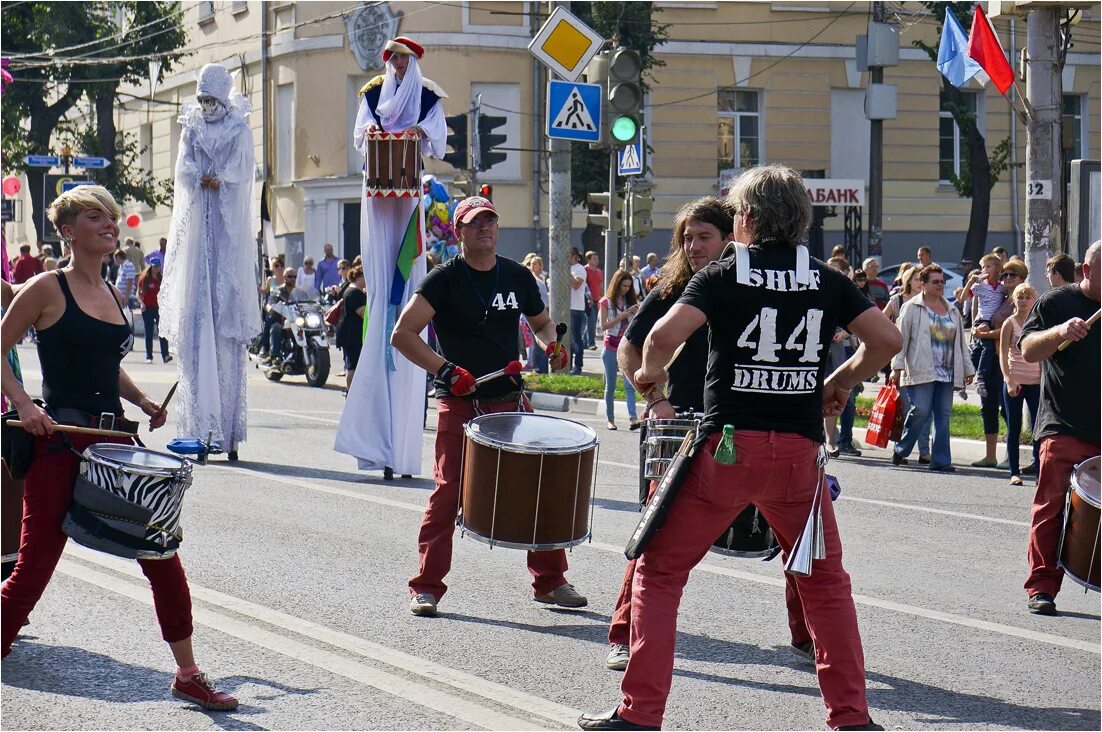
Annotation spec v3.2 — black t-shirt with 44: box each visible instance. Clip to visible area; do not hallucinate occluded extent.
[678,245,874,441]
[417,255,545,398]
[1018,284,1100,443]
[625,286,708,413]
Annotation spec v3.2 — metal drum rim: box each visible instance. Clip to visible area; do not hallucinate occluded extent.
[1071,456,1101,509]
[84,443,191,478]
[459,526,590,551]
[464,413,598,454]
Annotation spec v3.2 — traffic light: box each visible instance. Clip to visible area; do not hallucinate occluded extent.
[630,186,654,239]
[586,191,624,231]
[585,51,611,150]
[607,48,642,147]
[476,113,507,172]
[453,177,474,197]
[478,184,493,202]
[443,114,469,170]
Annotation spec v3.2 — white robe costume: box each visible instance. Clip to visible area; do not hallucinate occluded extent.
[334,56,446,475]
[160,64,260,452]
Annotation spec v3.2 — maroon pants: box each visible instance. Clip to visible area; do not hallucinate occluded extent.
[1025,434,1098,598]
[618,431,869,730]
[409,396,569,600]
[1,432,193,657]
[608,481,810,647]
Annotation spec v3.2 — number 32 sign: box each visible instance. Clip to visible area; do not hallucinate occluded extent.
[1027,180,1052,200]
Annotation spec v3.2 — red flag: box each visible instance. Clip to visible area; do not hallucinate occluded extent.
[967,5,1014,95]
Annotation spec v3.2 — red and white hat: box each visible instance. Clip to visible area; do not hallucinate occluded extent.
[382,36,425,63]
[454,196,497,225]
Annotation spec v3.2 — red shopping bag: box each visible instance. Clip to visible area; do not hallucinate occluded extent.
[889,389,907,442]
[865,384,899,449]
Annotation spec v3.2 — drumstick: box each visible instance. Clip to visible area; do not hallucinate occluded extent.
[1057,309,1101,351]
[8,421,135,438]
[153,381,179,423]
[475,360,524,386]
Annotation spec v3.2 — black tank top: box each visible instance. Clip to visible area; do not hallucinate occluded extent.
[36,272,133,416]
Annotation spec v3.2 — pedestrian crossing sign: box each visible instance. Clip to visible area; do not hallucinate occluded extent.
[546,80,602,143]
[618,137,643,176]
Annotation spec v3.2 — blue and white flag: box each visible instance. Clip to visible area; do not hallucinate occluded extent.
[936,8,981,87]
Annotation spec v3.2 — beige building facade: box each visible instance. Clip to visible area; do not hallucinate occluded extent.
[43,1,1101,269]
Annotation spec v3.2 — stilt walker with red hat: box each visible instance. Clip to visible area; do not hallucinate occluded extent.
[335,36,447,479]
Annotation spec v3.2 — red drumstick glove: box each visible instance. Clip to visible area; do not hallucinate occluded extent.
[435,361,476,397]
[545,342,569,372]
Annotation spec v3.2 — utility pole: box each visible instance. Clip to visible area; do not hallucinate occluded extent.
[867,1,885,260]
[547,0,573,337]
[1024,6,1063,293]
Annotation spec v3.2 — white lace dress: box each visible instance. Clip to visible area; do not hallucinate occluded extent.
[160,100,260,451]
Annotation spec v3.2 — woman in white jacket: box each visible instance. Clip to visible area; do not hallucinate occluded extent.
[889,264,975,471]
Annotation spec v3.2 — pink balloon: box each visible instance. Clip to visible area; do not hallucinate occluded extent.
[1,176,20,196]
[125,213,142,228]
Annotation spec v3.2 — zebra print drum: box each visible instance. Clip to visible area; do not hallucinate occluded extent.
[63,443,192,560]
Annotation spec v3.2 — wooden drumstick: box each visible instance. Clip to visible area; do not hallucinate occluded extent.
[8,421,134,438]
[1057,309,1101,351]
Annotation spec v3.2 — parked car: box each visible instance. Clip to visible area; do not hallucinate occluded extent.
[877,263,966,304]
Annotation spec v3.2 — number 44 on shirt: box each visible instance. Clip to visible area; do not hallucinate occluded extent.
[737,307,825,363]
[492,292,520,310]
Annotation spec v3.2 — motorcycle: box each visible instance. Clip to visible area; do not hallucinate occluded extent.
[251,299,331,387]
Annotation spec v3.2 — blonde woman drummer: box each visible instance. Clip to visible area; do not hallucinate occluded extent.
[0,186,237,711]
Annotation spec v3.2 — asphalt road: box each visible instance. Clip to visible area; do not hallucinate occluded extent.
[2,344,1099,731]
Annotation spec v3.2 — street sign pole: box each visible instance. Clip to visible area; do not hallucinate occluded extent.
[604,151,615,291]
[548,1,574,349]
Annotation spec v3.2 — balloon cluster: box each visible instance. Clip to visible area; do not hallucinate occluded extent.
[422,175,459,264]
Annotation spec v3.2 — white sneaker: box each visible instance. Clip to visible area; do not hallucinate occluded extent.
[144,357,153,363]
[534,583,588,608]
[409,592,438,617]
[606,643,629,670]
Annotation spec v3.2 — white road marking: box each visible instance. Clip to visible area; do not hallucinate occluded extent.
[836,495,1030,527]
[59,549,578,730]
[216,467,1099,656]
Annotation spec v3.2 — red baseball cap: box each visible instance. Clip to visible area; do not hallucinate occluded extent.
[454,196,497,225]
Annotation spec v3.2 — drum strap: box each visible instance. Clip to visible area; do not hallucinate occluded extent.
[66,501,181,553]
[734,242,811,286]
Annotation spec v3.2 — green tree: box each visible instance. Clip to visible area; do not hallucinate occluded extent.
[569,2,669,255]
[913,1,1021,268]
[1,2,187,241]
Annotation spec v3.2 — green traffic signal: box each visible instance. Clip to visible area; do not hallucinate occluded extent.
[611,115,638,142]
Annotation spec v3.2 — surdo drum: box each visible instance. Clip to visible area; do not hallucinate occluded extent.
[63,443,193,560]
[363,130,421,197]
[642,414,779,560]
[1059,456,1100,592]
[460,413,598,550]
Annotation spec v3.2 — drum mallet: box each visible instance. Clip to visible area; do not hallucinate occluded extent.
[1057,309,1101,351]
[475,360,524,386]
[9,421,135,439]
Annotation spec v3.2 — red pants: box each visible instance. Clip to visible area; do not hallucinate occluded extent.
[618,431,869,730]
[608,482,809,647]
[409,396,569,600]
[1025,434,1098,598]
[1,432,193,657]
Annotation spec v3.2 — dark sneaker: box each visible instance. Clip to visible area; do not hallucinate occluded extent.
[171,672,239,711]
[534,583,588,608]
[838,720,884,731]
[578,708,659,731]
[837,443,862,457]
[918,454,931,465]
[930,464,956,473]
[1027,593,1057,616]
[891,452,908,466]
[789,640,815,663]
[606,643,630,670]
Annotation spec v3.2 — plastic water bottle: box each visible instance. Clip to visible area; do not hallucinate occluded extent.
[714,424,736,464]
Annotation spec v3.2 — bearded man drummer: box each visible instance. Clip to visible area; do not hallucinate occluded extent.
[391,195,584,617]
[579,165,900,732]
[604,196,816,673]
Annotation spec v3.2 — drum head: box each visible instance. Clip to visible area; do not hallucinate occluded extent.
[86,443,187,474]
[1073,456,1101,508]
[466,413,597,454]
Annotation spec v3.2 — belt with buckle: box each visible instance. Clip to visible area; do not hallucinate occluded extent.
[51,408,139,435]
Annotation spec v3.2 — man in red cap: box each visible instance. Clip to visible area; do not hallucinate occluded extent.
[391,195,581,618]
[336,36,448,481]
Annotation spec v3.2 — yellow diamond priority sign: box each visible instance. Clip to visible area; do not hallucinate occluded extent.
[528,6,605,82]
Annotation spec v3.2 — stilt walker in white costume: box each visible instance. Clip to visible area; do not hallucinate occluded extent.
[160,63,260,461]
[335,36,447,479]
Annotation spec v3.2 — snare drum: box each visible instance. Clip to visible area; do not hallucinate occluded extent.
[63,444,193,560]
[712,505,779,559]
[1059,456,1100,592]
[642,415,703,481]
[460,413,598,550]
[364,130,421,197]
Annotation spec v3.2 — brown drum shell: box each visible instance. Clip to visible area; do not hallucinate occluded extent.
[1,459,24,574]
[365,133,421,196]
[460,436,594,549]
[1060,484,1101,591]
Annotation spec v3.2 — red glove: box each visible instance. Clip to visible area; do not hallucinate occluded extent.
[545,342,568,372]
[435,361,476,397]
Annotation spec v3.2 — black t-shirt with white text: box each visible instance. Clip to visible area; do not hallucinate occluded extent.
[678,245,874,441]
[417,255,544,398]
[1018,284,1100,443]
[625,286,708,413]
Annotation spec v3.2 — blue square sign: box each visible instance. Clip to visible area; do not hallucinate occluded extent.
[546,80,602,143]
[618,136,643,176]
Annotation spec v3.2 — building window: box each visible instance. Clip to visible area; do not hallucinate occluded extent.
[198,0,215,24]
[939,90,978,184]
[231,0,248,15]
[717,89,760,182]
[139,124,153,200]
[275,83,294,184]
[1063,94,1085,183]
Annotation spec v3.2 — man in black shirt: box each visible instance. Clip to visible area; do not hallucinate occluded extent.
[1018,240,1100,616]
[580,165,900,732]
[391,196,580,618]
